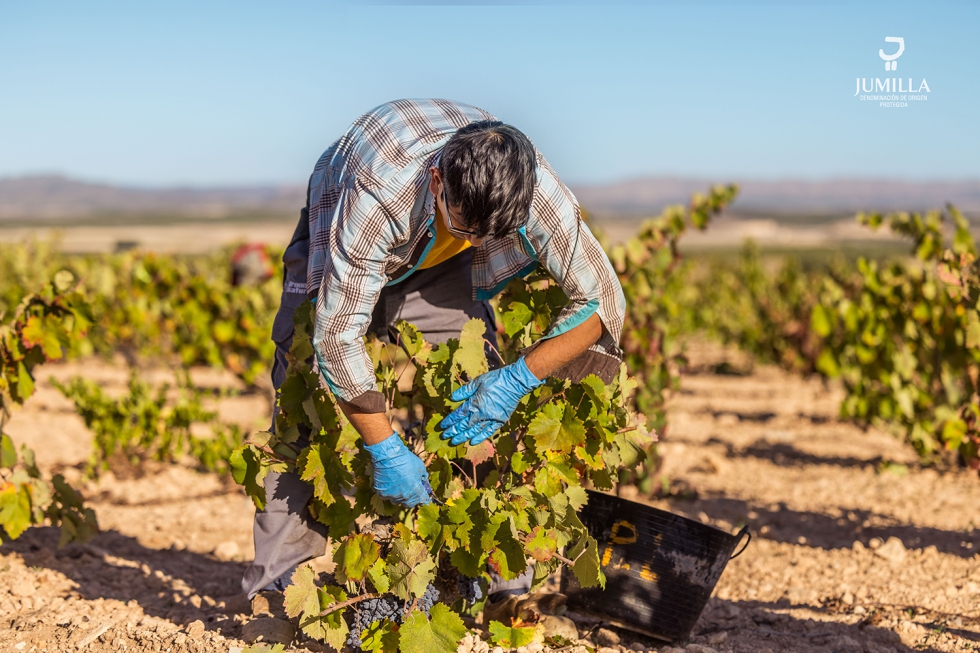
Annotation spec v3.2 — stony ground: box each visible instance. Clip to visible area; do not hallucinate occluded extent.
[1,341,978,653]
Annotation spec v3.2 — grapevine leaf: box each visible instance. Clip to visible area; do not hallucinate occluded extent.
[531,560,559,592]
[395,320,430,363]
[480,512,510,552]
[613,431,644,468]
[811,304,833,338]
[292,299,315,337]
[502,302,533,337]
[573,438,604,470]
[526,401,585,455]
[360,619,399,653]
[533,463,564,497]
[424,413,456,456]
[488,519,528,581]
[333,533,380,584]
[300,444,352,504]
[309,586,349,648]
[285,568,349,646]
[398,603,467,653]
[416,503,443,543]
[617,363,637,399]
[16,362,34,401]
[449,547,483,578]
[564,484,588,511]
[50,474,98,545]
[488,620,541,648]
[511,452,529,475]
[524,526,557,563]
[20,447,38,476]
[298,446,329,503]
[289,327,315,362]
[19,316,44,350]
[367,558,390,594]
[579,374,608,405]
[278,365,318,424]
[314,495,357,540]
[385,537,437,600]
[815,348,841,378]
[213,320,235,344]
[283,565,319,619]
[309,390,342,442]
[571,535,605,589]
[0,434,17,469]
[588,466,614,490]
[52,269,74,292]
[464,439,495,465]
[0,482,32,540]
[966,317,980,349]
[444,489,480,526]
[454,318,489,379]
[40,315,67,360]
[942,418,968,450]
[230,445,267,510]
[547,492,569,522]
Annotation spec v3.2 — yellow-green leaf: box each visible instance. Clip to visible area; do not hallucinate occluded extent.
[333,533,380,583]
[454,318,489,379]
[398,604,467,653]
[488,620,541,648]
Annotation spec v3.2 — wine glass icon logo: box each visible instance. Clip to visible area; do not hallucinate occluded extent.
[879,37,905,71]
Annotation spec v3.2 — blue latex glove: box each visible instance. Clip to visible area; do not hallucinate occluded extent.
[439,357,544,447]
[364,433,432,508]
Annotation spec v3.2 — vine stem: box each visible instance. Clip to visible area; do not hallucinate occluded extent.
[449,460,475,488]
[314,592,380,618]
[554,546,587,568]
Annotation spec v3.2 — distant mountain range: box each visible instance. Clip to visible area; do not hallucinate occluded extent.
[1,175,978,222]
[0,176,304,220]
[571,177,980,219]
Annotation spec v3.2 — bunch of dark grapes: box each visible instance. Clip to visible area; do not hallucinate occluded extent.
[456,575,484,602]
[345,586,441,648]
[345,627,363,650]
[415,584,440,616]
[345,595,401,649]
[360,596,402,625]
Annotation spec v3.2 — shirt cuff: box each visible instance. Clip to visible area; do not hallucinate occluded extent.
[341,389,387,413]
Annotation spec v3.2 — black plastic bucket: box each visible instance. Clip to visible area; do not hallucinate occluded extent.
[560,491,750,642]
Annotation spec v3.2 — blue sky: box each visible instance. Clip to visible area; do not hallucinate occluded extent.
[1,1,976,186]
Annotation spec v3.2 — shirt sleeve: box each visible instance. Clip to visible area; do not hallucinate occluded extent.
[522,154,627,383]
[311,182,396,412]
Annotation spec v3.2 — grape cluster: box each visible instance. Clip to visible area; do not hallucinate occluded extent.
[346,596,400,649]
[456,575,484,602]
[345,627,363,650]
[416,584,440,616]
[345,585,441,648]
[360,596,402,625]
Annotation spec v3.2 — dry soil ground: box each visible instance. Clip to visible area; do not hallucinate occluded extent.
[1,341,978,653]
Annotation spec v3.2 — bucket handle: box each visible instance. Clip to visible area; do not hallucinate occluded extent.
[730,526,751,559]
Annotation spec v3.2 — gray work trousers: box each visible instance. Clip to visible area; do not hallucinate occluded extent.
[242,248,531,599]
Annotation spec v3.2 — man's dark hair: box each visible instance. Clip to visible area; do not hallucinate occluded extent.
[439,120,537,238]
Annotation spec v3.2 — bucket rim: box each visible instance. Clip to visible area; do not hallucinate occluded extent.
[584,490,746,543]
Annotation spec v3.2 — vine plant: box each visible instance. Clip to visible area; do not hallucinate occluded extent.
[0,271,98,544]
[811,205,980,467]
[232,279,651,652]
[605,184,739,493]
[54,371,244,479]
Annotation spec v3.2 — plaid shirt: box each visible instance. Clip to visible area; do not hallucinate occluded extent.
[306,99,625,410]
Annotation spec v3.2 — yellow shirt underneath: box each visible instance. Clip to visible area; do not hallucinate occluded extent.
[418,207,471,269]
